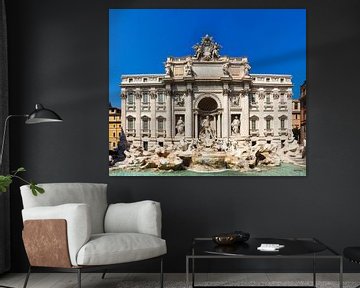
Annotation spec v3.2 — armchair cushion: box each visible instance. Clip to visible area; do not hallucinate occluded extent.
[20,183,108,234]
[22,203,91,266]
[76,233,166,266]
[104,201,162,237]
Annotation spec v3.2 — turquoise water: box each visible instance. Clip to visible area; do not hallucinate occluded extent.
[109,163,306,177]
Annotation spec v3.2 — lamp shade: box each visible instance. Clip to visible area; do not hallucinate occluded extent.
[25,104,63,124]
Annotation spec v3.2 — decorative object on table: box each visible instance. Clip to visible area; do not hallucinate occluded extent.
[212,233,238,245]
[343,246,360,264]
[0,104,63,195]
[257,243,285,252]
[20,183,166,288]
[233,230,250,242]
[212,230,250,245]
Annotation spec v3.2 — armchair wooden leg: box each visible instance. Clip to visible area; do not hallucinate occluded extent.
[101,270,107,279]
[23,266,31,288]
[77,268,81,288]
[160,257,164,288]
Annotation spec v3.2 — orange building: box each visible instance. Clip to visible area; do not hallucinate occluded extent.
[292,99,300,129]
[109,104,121,150]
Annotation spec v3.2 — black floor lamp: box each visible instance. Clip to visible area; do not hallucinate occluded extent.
[0,103,63,167]
[0,103,62,288]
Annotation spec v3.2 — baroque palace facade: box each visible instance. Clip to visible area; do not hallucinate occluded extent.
[120,35,293,148]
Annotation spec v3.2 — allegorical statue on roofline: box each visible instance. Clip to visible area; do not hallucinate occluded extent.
[192,34,222,61]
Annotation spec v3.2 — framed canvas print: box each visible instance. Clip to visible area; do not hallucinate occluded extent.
[109,9,306,176]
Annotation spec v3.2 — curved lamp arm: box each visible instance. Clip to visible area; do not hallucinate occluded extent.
[0,114,28,169]
[0,104,63,169]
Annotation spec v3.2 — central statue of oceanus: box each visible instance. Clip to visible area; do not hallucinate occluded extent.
[192,34,222,61]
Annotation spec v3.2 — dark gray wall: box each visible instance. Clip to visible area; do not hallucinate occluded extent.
[5,0,360,273]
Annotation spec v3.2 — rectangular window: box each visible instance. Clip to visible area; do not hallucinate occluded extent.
[251,94,256,104]
[142,93,149,104]
[127,93,134,105]
[266,94,271,104]
[251,120,256,130]
[158,92,165,104]
[294,102,298,109]
[158,119,164,131]
[128,118,134,130]
[281,119,285,129]
[280,93,285,103]
[143,119,149,131]
[266,119,271,130]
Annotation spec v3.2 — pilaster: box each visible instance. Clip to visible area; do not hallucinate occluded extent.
[165,88,172,140]
[217,114,221,138]
[120,91,126,134]
[150,91,156,139]
[185,86,193,139]
[194,112,198,139]
[240,89,250,137]
[135,91,141,139]
[222,86,230,138]
[287,91,293,136]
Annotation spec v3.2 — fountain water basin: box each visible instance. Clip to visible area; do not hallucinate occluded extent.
[190,150,227,172]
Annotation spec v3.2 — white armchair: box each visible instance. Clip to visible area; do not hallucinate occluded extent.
[20,183,166,288]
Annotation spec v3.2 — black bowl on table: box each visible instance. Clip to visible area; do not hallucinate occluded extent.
[212,231,250,245]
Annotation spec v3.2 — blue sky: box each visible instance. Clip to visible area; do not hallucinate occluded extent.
[109,9,306,108]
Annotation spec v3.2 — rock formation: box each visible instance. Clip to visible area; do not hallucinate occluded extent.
[110,137,305,173]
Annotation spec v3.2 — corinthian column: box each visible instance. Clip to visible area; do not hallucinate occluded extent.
[135,91,141,141]
[185,88,193,139]
[194,112,198,139]
[165,89,172,140]
[287,90,293,136]
[222,88,230,138]
[240,90,249,137]
[150,91,156,139]
[120,91,126,134]
[216,114,221,138]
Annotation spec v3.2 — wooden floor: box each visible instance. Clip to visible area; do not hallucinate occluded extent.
[0,273,359,288]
